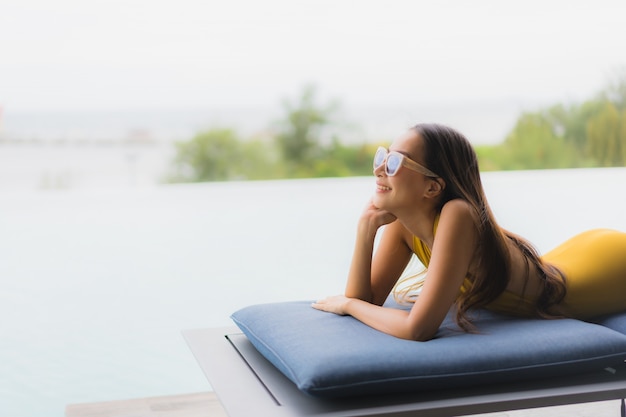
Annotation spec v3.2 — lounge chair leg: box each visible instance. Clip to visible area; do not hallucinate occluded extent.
[621,397,625,417]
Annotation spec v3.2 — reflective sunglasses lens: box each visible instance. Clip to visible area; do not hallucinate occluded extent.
[386,153,402,175]
[373,148,386,168]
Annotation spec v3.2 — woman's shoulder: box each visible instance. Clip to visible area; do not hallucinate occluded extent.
[438,199,480,240]
[440,198,477,221]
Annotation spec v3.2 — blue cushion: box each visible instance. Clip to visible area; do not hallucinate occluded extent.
[231,301,626,398]
[592,311,626,335]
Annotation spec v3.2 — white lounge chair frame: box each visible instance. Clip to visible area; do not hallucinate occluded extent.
[183,326,626,417]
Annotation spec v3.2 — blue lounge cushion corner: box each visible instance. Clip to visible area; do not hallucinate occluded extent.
[230,301,626,398]
[592,311,626,335]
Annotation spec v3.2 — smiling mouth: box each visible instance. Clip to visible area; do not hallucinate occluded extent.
[377,184,391,191]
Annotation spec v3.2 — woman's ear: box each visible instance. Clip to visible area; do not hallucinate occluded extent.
[426,178,445,197]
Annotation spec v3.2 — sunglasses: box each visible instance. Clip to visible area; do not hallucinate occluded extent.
[373,147,439,177]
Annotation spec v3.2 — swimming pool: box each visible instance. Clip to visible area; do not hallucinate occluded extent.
[1,169,625,417]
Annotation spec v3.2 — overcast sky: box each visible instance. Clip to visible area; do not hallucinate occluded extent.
[1,0,626,145]
[1,0,625,112]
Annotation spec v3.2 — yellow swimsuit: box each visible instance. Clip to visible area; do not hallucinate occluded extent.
[412,218,626,319]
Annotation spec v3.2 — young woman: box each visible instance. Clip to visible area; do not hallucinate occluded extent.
[312,123,626,341]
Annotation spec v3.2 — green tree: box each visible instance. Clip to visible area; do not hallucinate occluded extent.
[602,69,626,110]
[169,128,245,182]
[586,101,626,166]
[274,85,340,177]
[483,70,626,170]
[475,145,506,171]
[240,138,283,180]
[310,140,379,178]
[499,112,582,170]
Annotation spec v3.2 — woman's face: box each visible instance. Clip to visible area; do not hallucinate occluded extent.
[372,129,432,212]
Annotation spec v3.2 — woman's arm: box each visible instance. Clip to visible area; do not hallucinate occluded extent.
[313,200,478,341]
[401,200,478,339]
[343,200,412,305]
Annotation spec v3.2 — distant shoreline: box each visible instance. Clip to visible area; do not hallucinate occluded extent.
[0,99,545,145]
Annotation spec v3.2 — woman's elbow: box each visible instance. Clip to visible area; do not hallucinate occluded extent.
[406,330,435,342]
[403,310,443,341]
[405,323,438,342]
[394,329,433,342]
[412,332,435,342]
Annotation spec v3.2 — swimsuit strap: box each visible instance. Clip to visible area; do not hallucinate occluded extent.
[412,214,440,266]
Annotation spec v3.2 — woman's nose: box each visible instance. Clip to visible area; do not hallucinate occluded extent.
[373,163,385,177]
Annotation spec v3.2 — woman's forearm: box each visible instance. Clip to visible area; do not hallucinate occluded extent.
[345,298,427,341]
[344,222,378,302]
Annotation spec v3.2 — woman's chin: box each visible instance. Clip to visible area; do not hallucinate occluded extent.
[372,193,390,209]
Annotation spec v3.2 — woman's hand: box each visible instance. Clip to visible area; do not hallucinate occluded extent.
[359,199,397,233]
[311,295,352,316]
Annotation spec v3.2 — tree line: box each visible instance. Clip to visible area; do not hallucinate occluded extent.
[476,72,626,170]
[167,74,626,183]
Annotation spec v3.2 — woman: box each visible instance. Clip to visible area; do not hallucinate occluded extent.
[312,123,626,341]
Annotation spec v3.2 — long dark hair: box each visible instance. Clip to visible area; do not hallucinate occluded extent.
[414,123,567,331]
